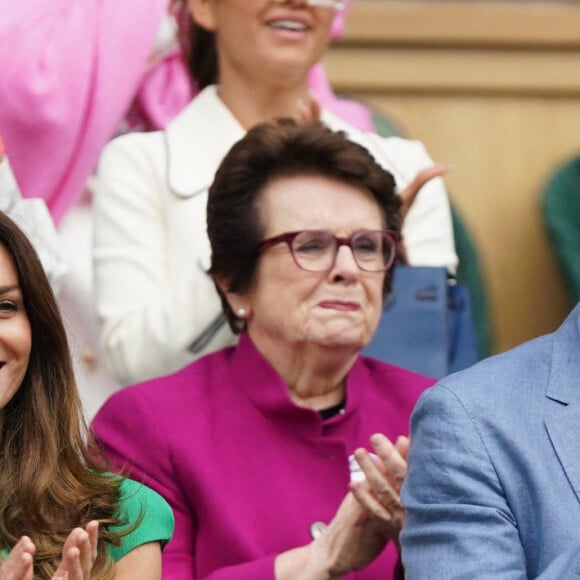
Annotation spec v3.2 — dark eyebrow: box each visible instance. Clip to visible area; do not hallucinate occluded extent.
[0,285,20,295]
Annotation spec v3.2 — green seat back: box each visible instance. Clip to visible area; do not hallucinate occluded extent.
[370,109,404,139]
[541,157,580,303]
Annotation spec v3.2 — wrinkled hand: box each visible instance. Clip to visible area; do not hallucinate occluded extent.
[350,434,409,552]
[0,536,35,580]
[52,521,99,580]
[313,492,390,578]
[311,434,408,577]
[400,163,451,219]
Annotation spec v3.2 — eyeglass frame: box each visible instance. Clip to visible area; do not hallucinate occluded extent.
[257,229,402,273]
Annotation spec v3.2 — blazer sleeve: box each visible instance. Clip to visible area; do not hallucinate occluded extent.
[92,388,197,577]
[534,545,580,579]
[91,388,283,579]
[93,136,234,385]
[400,384,527,578]
[107,479,175,561]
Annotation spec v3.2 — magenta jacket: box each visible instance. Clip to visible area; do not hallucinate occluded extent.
[92,333,433,578]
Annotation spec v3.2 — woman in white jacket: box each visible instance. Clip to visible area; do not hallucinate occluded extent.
[94,0,458,386]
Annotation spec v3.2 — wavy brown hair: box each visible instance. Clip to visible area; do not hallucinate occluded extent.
[0,212,124,579]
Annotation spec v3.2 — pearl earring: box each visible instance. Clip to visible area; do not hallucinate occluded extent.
[237,308,247,318]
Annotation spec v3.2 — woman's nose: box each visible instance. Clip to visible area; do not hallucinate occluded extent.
[330,245,360,279]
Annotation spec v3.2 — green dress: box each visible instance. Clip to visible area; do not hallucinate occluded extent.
[1,478,174,562]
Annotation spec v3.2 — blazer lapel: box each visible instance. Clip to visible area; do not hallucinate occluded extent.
[544,304,580,503]
[163,86,245,198]
[545,411,580,504]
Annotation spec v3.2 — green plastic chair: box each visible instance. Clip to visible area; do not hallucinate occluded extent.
[541,157,580,303]
[368,106,493,359]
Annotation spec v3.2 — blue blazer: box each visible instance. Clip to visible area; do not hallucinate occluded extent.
[401,302,580,579]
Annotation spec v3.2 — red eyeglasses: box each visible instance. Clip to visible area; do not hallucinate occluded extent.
[258,229,401,272]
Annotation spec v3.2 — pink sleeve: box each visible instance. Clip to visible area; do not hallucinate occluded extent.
[199,557,277,579]
[92,389,280,580]
[91,387,197,577]
[0,0,170,223]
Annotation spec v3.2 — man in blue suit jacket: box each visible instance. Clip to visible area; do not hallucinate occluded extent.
[401,302,580,578]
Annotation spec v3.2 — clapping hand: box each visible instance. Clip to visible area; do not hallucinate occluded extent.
[0,521,99,580]
[311,434,409,577]
[350,433,409,551]
[0,536,35,580]
[53,520,99,580]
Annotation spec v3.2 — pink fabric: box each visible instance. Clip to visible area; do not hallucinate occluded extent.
[310,0,374,131]
[92,332,433,578]
[0,0,170,224]
[135,0,368,132]
[125,52,194,134]
[0,0,371,223]
[331,0,355,39]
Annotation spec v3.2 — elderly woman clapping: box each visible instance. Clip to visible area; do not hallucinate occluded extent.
[92,120,434,579]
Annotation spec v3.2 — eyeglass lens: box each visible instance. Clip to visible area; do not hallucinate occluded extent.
[291,231,395,272]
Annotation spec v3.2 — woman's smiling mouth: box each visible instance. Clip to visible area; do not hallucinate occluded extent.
[268,20,308,32]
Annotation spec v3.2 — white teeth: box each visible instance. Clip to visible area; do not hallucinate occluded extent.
[269,20,307,31]
[306,0,344,8]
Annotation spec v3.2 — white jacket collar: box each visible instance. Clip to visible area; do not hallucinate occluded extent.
[163,86,359,198]
[164,85,245,198]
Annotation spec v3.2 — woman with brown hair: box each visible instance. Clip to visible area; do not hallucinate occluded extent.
[92,119,436,579]
[0,212,174,579]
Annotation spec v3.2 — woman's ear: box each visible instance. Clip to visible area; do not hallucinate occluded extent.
[187,0,217,31]
[214,276,249,318]
[213,274,229,297]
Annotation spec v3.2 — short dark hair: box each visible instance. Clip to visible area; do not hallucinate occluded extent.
[207,119,401,334]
